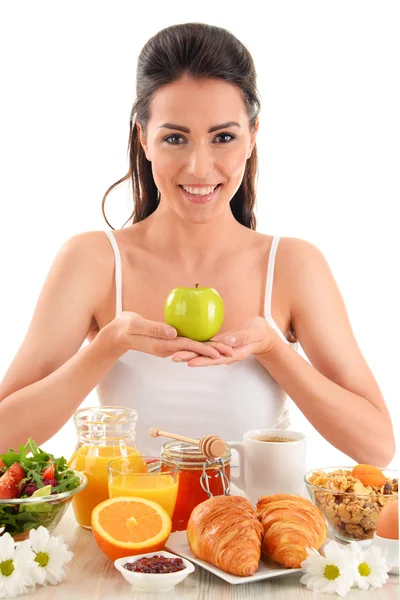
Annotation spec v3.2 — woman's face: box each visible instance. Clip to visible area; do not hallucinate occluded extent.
[137,76,258,224]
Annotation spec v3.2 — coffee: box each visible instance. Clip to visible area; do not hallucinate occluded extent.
[252,436,294,443]
[229,428,306,502]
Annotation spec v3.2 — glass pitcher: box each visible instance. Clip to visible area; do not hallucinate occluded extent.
[68,406,141,528]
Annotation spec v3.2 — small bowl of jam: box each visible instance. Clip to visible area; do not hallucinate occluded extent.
[114,551,195,593]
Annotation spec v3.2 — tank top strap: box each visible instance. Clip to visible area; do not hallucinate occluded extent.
[264,235,280,320]
[104,230,123,316]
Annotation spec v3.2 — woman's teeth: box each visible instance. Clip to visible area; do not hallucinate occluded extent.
[180,184,219,196]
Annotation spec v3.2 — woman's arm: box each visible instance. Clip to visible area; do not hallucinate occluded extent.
[0,232,120,450]
[256,238,395,466]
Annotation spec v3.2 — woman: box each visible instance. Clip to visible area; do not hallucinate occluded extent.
[0,23,395,464]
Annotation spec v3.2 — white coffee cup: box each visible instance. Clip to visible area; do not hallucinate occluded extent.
[228,429,307,505]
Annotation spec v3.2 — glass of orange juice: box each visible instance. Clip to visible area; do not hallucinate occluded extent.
[108,457,179,518]
[68,407,143,528]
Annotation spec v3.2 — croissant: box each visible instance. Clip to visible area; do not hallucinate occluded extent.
[187,495,263,576]
[256,494,328,568]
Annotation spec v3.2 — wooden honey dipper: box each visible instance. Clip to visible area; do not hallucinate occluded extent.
[149,428,227,459]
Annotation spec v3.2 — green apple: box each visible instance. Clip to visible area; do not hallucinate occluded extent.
[164,283,224,342]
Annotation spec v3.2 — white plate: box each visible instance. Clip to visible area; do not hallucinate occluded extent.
[165,531,301,585]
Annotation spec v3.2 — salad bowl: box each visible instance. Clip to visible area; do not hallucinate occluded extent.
[0,438,87,541]
[0,471,87,541]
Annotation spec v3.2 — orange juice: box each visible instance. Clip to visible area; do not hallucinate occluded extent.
[108,472,179,517]
[68,445,145,527]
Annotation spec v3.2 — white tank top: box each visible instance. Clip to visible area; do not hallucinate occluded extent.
[96,232,298,455]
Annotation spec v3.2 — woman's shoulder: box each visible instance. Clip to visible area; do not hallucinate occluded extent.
[251,232,330,288]
[275,235,324,261]
[54,230,118,283]
[58,225,148,271]
[59,229,114,258]
[273,236,335,302]
[251,231,323,262]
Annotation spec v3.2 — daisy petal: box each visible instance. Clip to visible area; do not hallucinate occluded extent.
[324,540,346,563]
[29,526,50,553]
[0,534,15,562]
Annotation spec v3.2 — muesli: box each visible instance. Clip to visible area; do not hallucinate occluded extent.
[307,469,398,540]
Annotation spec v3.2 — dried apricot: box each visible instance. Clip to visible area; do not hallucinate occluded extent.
[351,464,386,488]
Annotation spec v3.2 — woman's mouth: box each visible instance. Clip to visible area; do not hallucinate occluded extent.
[178,183,222,204]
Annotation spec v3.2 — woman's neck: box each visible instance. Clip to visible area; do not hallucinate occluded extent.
[141,205,246,273]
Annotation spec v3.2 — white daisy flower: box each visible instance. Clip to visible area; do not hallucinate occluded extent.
[349,542,390,590]
[300,540,357,597]
[0,533,36,598]
[29,527,73,586]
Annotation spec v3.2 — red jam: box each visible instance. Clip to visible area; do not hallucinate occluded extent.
[123,556,185,574]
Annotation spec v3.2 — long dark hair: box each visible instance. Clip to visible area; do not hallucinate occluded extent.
[102,23,261,230]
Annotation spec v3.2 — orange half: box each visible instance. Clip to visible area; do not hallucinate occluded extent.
[91,496,172,561]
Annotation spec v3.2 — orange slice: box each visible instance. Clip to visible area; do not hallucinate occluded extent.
[91,496,172,561]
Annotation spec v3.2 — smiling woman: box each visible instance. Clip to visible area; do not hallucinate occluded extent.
[101,24,259,230]
[132,76,257,225]
[0,23,395,468]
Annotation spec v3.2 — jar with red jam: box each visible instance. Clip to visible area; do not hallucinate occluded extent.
[160,441,231,531]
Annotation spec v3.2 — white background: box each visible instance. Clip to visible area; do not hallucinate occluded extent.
[0,1,398,469]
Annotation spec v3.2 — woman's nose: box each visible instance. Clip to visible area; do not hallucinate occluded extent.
[185,143,214,179]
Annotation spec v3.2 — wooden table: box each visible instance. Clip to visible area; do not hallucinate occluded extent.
[29,507,399,600]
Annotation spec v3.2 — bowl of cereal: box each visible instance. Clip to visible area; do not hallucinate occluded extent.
[304,466,398,542]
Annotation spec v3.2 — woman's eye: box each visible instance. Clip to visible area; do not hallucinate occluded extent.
[164,134,186,145]
[214,132,235,143]
[163,132,235,145]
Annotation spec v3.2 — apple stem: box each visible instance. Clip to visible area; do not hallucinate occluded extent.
[195,283,199,288]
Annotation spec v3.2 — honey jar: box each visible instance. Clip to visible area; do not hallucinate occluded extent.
[160,441,231,531]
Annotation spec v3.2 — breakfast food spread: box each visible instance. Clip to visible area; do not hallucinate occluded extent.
[187,495,263,576]
[256,494,328,568]
[307,467,398,540]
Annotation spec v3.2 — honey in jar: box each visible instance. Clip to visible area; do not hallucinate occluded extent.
[160,441,231,531]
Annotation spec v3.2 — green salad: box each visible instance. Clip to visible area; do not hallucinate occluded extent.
[0,438,81,536]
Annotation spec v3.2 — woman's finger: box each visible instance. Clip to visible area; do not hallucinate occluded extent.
[188,351,239,367]
[170,341,234,362]
[204,341,235,356]
[209,328,236,344]
[210,331,241,346]
[182,338,221,359]
[171,351,199,362]
[212,329,261,347]
[188,355,233,367]
[124,312,178,339]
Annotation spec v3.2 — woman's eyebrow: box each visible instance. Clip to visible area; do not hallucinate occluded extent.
[158,121,241,133]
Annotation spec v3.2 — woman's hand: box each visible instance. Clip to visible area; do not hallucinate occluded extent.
[170,317,279,366]
[97,311,235,360]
